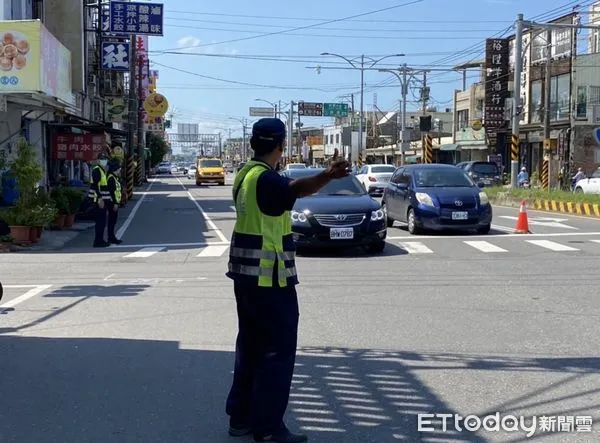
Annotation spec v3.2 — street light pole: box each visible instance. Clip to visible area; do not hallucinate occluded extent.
[319,53,404,162]
[511,13,524,189]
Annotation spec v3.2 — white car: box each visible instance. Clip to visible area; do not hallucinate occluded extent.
[355,164,397,196]
[187,166,197,179]
[574,168,600,194]
[285,163,307,170]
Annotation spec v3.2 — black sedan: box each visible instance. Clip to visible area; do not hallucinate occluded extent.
[282,168,387,253]
[382,163,492,235]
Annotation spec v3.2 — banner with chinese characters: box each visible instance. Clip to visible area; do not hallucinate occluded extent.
[52,133,109,161]
[484,38,509,134]
[105,97,127,123]
[101,41,129,71]
[109,1,164,36]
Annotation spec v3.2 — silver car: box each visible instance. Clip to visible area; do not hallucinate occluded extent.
[355,164,397,196]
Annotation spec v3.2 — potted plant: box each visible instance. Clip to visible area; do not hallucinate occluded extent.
[0,203,32,244]
[28,189,58,241]
[62,187,84,228]
[50,187,69,229]
[0,233,12,251]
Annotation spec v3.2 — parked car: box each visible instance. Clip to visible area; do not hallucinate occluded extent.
[455,161,502,187]
[382,164,492,235]
[355,164,397,196]
[187,166,197,179]
[573,167,600,194]
[157,162,172,174]
[281,168,387,253]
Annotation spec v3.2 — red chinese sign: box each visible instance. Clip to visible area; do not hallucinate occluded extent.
[52,133,107,161]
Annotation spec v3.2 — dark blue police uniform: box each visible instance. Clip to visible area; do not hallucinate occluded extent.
[226,118,307,443]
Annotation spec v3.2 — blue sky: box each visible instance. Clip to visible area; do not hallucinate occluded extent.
[147,0,590,138]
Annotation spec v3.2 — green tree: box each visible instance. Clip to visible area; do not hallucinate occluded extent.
[146,132,169,167]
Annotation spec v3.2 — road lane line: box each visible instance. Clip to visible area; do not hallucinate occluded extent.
[196,245,229,257]
[494,204,600,222]
[113,179,156,243]
[386,231,600,240]
[110,241,229,248]
[176,177,229,243]
[0,284,53,312]
[230,205,236,211]
[526,240,579,252]
[491,224,514,232]
[464,241,507,253]
[103,274,115,281]
[124,247,166,258]
[398,242,433,254]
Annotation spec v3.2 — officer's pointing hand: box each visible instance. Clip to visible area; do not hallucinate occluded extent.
[327,159,350,179]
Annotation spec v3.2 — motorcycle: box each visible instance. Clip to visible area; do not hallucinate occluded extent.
[519,180,530,189]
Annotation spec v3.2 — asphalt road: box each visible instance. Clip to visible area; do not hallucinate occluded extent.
[1,174,600,443]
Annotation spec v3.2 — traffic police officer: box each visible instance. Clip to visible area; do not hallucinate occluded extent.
[106,158,123,245]
[88,152,111,247]
[225,118,349,443]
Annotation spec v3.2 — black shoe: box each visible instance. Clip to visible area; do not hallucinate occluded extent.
[229,418,252,437]
[93,241,110,248]
[253,428,308,443]
[109,238,123,245]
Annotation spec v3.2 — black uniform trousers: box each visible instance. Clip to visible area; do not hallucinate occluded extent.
[93,203,109,244]
[107,205,118,241]
[226,282,299,435]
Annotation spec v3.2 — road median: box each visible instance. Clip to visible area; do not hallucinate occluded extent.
[486,187,600,218]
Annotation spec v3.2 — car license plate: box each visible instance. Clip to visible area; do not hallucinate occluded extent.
[330,228,354,239]
[452,211,468,220]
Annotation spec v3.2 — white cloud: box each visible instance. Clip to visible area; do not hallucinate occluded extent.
[177,35,202,52]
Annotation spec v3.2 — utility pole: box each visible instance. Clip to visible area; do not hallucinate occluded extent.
[287,101,294,162]
[127,34,137,169]
[401,66,408,166]
[218,132,222,159]
[421,71,428,115]
[359,55,364,161]
[136,43,146,182]
[242,120,247,162]
[510,14,524,189]
[278,100,281,119]
[543,28,553,189]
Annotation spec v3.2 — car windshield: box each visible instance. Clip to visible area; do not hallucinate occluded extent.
[414,168,475,188]
[370,166,396,173]
[287,164,306,169]
[199,160,222,168]
[315,176,365,195]
[472,163,500,175]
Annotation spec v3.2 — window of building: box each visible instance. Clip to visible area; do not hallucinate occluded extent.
[531,34,548,63]
[551,28,571,58]
[335,133,339,144]
[530,80,542,123]
[456,109,469,131]
[550,74,570,121]
[576,86,600,119]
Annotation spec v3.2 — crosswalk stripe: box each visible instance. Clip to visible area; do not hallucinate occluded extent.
[230,205,236,211]
[463,241,507,253]
[196,245,229,257]
[124,247,166,258]
[526,240,579,252]
[398,242,433,254]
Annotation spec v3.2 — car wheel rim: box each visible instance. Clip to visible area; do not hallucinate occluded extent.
[408,212,414,231]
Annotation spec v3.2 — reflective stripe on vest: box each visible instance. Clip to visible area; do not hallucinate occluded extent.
[109,173,122,203]
[88,166,110,201]
[228,160,297,288]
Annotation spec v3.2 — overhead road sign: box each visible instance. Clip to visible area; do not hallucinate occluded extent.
[298,102,323,117]
[323,103,349,117]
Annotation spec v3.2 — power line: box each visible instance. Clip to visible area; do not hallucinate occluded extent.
[154,0,424,52]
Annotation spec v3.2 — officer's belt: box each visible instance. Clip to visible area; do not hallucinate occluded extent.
[228,263,297,279]
[230,247,295,261]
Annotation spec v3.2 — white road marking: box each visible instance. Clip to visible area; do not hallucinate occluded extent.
[230,205,236,211]
[498,215,577,230]
[0,285,53,312]
[386,231,600,240]
[124,247,166,258]
[113,179,156,243]
[176,177,229,243]
[398,242,433,254]
[526,240,579,252]
[491,224,514,232]
[110,241,229,249]
[196,245,229,257]
[464,241,507,253]
[103,273,115,281]
[494,204,600,221]
[590,240,600,245]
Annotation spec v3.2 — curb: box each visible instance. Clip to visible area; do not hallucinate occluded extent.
[491,196,600,218]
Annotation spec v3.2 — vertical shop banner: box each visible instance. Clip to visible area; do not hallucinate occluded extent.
[484,38,510,133]
[101,42,130,71]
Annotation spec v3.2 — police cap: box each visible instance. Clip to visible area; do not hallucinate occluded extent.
[252,118,286,141]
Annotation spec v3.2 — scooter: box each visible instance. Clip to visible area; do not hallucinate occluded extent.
[519,180,530,189]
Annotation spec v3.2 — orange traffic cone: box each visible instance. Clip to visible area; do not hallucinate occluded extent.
[514,200,532,234]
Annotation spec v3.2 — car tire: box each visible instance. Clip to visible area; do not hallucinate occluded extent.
[407,208,421,235]
[196,181,202,186]
[367,241,386,254]
[382,202,394,228]
[477,224,491,234]
[575,187,584,193]
[219,182,225,186]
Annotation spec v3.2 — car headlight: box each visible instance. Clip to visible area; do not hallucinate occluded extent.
[415,192,435,207]
[291,210,309,224]
[479,191,489,205]
[371,209,385,221]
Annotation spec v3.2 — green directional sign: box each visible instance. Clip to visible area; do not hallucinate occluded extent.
[323,103,349,117]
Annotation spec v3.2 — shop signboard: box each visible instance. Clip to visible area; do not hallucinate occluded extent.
[0,20,73,106]
[109,1,164,36]
[484,38,509,134]
[52,133,108,161]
